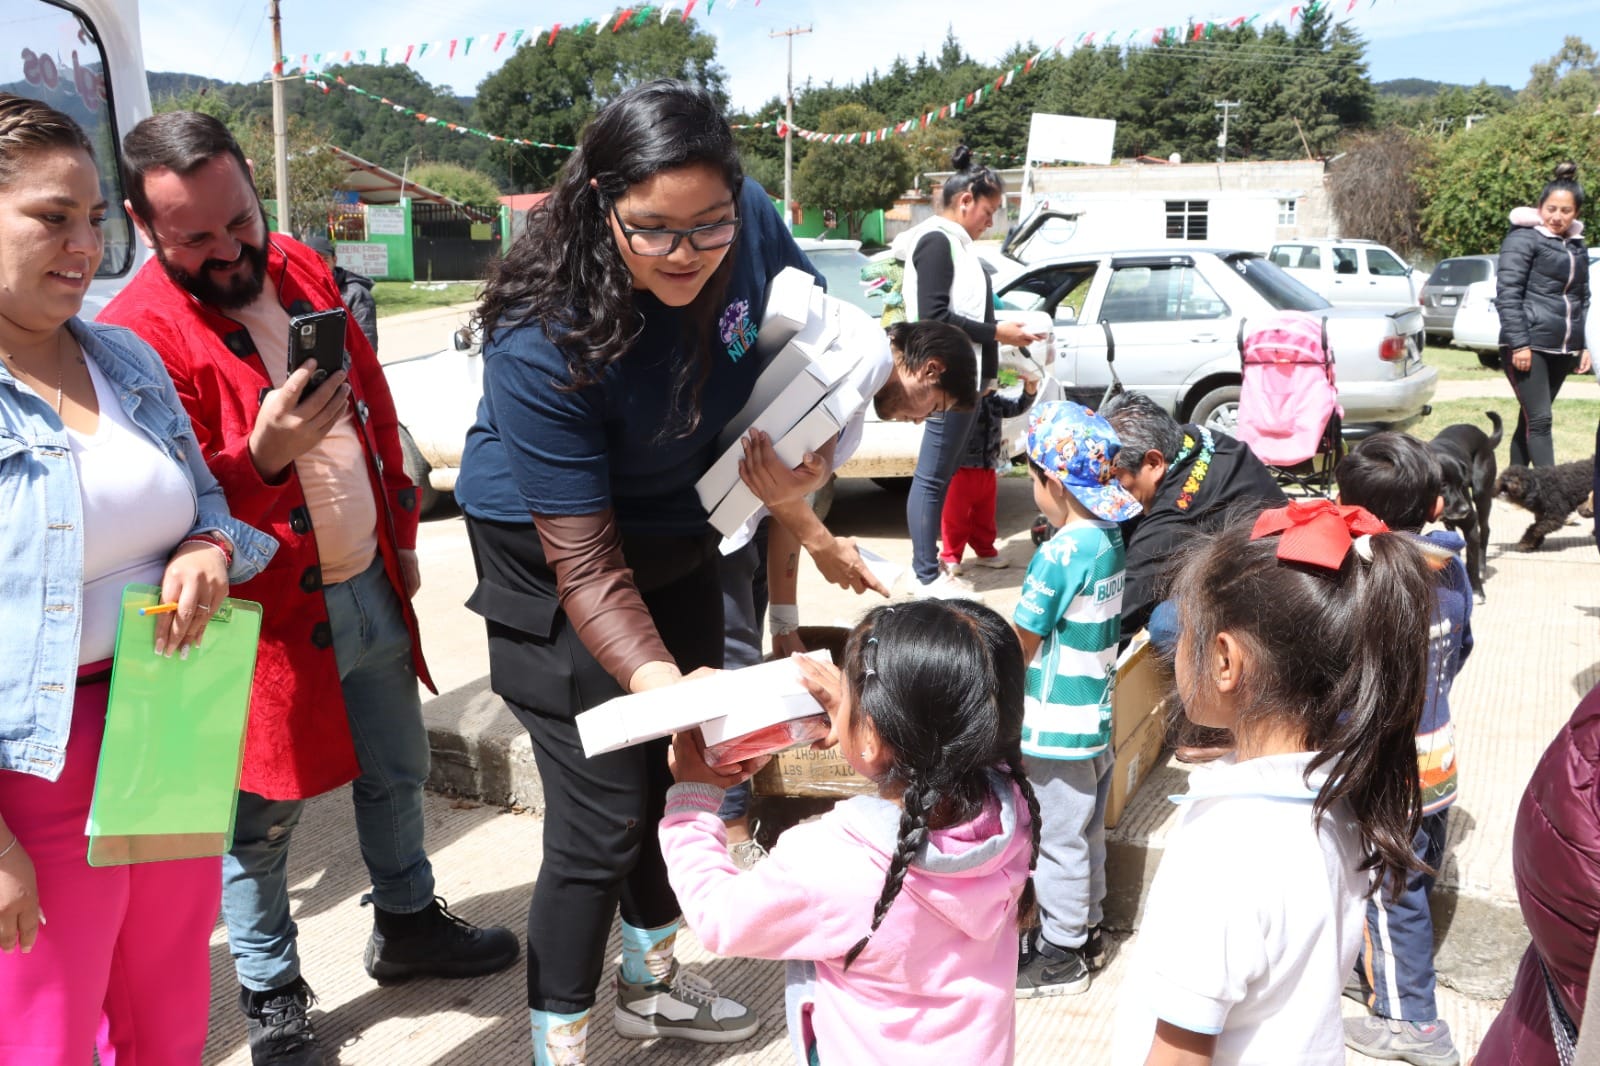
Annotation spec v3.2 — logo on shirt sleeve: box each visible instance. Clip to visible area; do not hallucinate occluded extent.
[719,299,759,362]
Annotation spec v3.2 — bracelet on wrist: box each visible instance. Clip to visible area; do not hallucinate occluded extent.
[182,533,234,569]
[769,604,801,636]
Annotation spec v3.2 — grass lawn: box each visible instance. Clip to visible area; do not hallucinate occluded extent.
[1404,396,1599,467]
[1424,343,1503,382]
[372,281,481,318]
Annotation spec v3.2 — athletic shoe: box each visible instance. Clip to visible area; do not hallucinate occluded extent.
[1343,1015,1461,1066]
[727,837,769,870]
[240,977,324,1066]
[1083,925,1110,972]
[1016,936,1091,998]
[613,960,760,1043]
[968,553,1010,569]
[363,895,521,983]
[911,570,975,600]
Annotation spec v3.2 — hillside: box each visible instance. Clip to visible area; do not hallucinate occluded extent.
[1376,77,1515,100]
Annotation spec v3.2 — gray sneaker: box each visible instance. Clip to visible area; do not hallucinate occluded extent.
[1016,937,1091,999]
[613,960,760,1044]
[727,837,769,870]
[1343,1015,1460,1066]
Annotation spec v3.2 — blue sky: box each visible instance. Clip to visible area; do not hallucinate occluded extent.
[137,0,1600,114]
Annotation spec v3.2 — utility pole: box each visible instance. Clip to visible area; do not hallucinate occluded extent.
[769,25,812,232]
[269,0,291,234]
[1214,100,1241,164]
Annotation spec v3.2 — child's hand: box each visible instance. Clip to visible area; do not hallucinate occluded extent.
[668,728,771,789]
[795,654,843,748]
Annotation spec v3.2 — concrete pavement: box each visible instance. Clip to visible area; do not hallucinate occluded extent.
[202,461,1599,1063]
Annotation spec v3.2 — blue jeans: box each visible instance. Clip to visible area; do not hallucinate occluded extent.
[1359,809,1449,1021]
[221,557,435,991]
[908,409,979,585]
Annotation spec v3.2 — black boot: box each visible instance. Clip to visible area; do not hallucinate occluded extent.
[362,895,521,983]
[239,977,323,1066]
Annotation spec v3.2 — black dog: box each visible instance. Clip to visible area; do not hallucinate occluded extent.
[1428,411,1502,602]
[1495,457,1596,551]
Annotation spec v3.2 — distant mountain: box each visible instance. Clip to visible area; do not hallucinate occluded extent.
[1376,77,1516,100]
[147,70,234,104]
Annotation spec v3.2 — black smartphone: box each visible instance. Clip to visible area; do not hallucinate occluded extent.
[286,308,349,392]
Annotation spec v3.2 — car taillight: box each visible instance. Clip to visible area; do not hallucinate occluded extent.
[1380,335,1406,361]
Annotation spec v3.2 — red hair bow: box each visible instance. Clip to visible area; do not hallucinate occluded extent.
[1249,500,1388,570]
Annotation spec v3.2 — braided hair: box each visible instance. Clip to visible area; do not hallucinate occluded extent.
[840,599,1041,969]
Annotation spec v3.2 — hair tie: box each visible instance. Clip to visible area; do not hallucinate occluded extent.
[1249,500,1388,571]
[864,636,880,678]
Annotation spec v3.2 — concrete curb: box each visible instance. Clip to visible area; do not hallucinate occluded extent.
[423,681,544,812]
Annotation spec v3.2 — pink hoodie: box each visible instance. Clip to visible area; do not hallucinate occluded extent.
[660,772,1034,1066]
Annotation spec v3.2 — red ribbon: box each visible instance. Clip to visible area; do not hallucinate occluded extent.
[1249,500,1388,570]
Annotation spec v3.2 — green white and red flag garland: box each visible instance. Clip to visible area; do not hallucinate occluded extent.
[278,1,760,76]
[302,73,579,149]
[749,0,1384,147]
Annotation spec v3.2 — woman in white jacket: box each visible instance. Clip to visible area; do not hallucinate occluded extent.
[896,146,1043,596]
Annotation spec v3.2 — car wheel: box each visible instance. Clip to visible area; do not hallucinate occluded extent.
[871,477,913,493]
[1477,350,1502,370]
[397,425,441,517]
[1188,385,1241,436]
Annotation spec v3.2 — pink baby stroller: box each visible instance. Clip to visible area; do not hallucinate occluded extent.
[1235,311,1344,496]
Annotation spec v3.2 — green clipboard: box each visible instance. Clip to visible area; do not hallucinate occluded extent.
[86,583,263,866]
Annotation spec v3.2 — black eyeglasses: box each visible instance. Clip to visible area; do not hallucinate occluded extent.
[608,203,741,257]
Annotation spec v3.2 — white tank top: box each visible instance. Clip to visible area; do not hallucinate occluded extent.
[68,358,196,663]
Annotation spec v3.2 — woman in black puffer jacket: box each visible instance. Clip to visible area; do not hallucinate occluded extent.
[1498,162,1591,468]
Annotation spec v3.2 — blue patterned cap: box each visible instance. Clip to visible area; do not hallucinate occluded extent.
[1026,401,1142,522]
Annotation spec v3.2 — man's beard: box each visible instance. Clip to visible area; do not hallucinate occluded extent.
[154,233,269,311]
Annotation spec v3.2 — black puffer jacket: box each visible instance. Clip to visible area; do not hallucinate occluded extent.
[1498,217,1591,354]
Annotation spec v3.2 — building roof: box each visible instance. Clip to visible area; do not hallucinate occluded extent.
[500,192,549,212]
[326,146,462,208]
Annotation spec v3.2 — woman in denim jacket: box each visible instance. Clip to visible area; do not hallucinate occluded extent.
[0,95,275,1063]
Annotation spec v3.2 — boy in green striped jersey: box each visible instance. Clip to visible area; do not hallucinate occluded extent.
[1012,402,1142,999]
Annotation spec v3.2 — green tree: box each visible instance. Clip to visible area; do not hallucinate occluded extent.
[1417,108,1600,258]
[794,104,916,240]
[473,19,725,191]
[407,162,502,206]
[1523,36,1599,114]
[155,91,346,238]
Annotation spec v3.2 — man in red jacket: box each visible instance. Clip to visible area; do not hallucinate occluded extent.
[101,112,516,1066]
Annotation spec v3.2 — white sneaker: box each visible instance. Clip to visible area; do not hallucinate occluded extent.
[912,570,976,600]
[967,554,1009,569]
[613,961,759,1044]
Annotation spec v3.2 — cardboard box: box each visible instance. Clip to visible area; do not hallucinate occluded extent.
[575,651,828,757]
[752,744,877,799]
[1105,700,1167,830]
[706,384,863,537]
[1111,636,1173,751]
[751,266,818,361]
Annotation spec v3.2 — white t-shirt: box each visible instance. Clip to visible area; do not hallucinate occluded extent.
[70,357,197,663]
[1111,751,1371,1066]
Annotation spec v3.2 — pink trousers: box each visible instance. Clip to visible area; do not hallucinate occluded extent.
[0,673,220,1066]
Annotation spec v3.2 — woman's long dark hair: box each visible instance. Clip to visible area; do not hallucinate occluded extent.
[1168,522,1434,899]
[940,144,1004,210]
[474,80,743,431]
[838,599,1040,969]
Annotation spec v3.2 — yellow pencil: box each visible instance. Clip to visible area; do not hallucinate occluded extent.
[138,602,180,616]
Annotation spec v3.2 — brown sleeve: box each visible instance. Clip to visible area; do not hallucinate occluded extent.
[532,511,674,689]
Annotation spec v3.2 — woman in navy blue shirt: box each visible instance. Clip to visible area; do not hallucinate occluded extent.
[456,80,814,1063]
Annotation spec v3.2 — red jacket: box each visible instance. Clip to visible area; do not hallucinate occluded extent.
[101,237,435,800]
[1477,683,1600,1063]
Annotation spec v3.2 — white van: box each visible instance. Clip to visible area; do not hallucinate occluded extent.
[4,0,152,318]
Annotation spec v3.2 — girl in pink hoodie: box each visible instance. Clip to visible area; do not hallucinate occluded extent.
[660,599,1040,1066]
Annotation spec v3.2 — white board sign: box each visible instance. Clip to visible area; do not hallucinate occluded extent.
[366,204,406,236]
[1024,113,1117,166]
[336,242,389,279]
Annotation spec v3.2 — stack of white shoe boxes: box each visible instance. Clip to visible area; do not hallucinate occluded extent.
[695,267,867,538]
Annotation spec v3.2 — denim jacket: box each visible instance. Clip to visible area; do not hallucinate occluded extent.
[0,318,277,782]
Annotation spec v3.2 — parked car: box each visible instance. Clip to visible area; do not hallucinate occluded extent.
[1421,254,1497,343]
[1269,239,1421,313]
[1451,248,1600,369]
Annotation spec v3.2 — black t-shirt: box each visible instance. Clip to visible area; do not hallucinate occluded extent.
[456,181,818,536]
[1119,425,1287,635]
